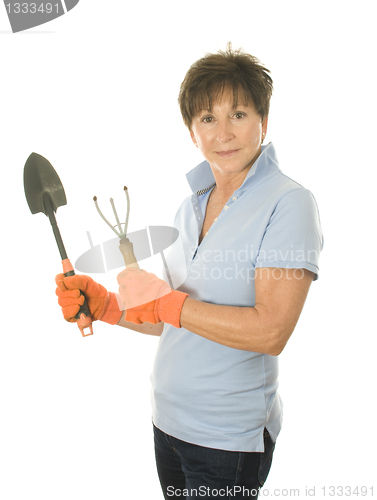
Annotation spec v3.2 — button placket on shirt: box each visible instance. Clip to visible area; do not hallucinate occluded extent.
[191,190,242,260]
[191,194,203,261]
[203,192,240,237]
[192,195,202,220]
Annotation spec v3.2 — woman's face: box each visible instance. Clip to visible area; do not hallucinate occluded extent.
[190,87,268,181]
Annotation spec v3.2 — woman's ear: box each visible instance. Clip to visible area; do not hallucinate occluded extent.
[190,130,198,147]
[262,116,268,137]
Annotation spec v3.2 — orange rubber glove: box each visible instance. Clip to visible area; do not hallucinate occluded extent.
[117,268,188,327]
[55,274,122,325]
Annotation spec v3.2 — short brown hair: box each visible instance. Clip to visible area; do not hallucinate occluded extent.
[178,43,273,129]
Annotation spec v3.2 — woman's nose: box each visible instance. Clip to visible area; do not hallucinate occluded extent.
[216,119,234,143]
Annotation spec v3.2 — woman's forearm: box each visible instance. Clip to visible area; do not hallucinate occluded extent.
[115,296,276,349]
[179,297,280,355]
[179,269,314,355]
[115,268,313,349]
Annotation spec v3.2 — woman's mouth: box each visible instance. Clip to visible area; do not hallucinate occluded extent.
[216,149,239,158]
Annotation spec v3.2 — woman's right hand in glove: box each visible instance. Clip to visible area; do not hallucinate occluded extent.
[55,274,123,325]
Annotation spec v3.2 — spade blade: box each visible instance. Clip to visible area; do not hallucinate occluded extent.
[24,152,67,216]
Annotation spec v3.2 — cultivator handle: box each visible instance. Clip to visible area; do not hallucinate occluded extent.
[119,238,140,270]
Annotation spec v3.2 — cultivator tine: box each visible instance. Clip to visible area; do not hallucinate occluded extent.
[110,198,123,236]
[93,187,139,270]
[93,187,132,240]
[93,196,122,238]
[124,186,130,236]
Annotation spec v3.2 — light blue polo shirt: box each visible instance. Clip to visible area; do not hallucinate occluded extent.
[151,142,323,452]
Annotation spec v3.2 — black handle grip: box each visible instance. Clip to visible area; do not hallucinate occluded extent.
[75,291,92,321]
[64,269,93,336]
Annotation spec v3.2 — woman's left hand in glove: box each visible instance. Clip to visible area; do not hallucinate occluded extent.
[117,268,188,328]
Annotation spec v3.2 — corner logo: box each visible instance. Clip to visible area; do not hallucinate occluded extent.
[3,0,79,33]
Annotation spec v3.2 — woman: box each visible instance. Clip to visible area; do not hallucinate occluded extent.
[56,44,323,499]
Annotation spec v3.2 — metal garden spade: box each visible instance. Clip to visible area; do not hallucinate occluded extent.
[23,152,93,336]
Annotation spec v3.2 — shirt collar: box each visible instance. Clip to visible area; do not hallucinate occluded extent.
[186,142,280,196]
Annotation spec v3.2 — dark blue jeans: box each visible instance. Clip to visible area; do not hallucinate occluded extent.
[153,424,275,499]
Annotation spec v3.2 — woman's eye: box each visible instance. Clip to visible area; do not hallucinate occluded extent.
[202,116,213,123]
[234,112,246,119]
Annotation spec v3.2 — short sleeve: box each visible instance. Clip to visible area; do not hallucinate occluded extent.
[255,188,323,280]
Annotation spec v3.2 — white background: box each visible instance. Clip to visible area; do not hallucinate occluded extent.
[0,1,376,499]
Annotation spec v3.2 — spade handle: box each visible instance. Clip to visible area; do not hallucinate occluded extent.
[62,259,94,336]
[119,238,140,270]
